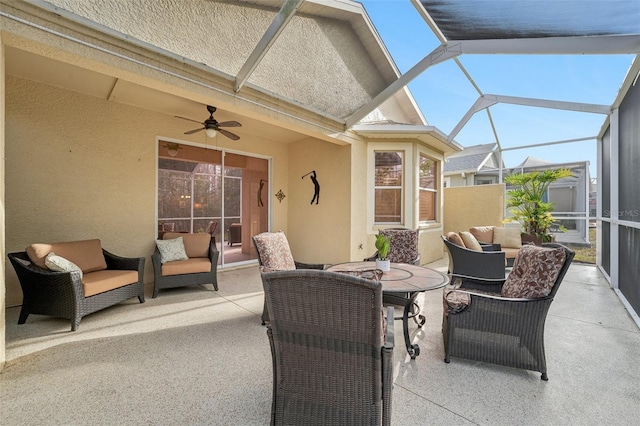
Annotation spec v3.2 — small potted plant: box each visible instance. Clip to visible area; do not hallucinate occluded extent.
[375,234,391,272]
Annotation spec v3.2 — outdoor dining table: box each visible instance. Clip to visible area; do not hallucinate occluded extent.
[326,261,449,359]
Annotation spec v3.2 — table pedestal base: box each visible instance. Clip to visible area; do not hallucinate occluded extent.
[385,292,425,359]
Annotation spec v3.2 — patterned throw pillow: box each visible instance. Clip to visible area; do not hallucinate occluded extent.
[380,229,419,263]
[45,252,83,279]
[156,237,189,264]
[253,231,296,271]
[501,245,566,298]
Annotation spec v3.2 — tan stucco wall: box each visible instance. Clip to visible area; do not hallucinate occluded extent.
[4,75,292,306]
[44,0,389,119]
[443,184,505,235]
[287,139,352,264]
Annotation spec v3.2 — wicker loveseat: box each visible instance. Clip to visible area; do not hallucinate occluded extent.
[469,226,522,266]
[8,239,145,331]
[152,232,219,298]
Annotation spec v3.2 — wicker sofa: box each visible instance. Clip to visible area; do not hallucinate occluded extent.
[8,239,145,331]
[151,232,219,298]
[470,226,522,266]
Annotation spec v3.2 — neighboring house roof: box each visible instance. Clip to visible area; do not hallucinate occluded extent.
[443,143,497,173]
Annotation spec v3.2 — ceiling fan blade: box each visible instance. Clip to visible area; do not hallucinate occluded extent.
[217,121,242,128]
[184,127,205,135]
[175,115,203,125]
[218,128,240,140]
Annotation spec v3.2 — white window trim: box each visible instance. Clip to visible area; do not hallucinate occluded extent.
[368,143,414,230]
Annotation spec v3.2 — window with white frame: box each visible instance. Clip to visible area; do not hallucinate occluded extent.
[374,151,403,224]
[419,153,437,222]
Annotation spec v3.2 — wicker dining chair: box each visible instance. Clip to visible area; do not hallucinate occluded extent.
[261,269,394,426]
[252,231,324,325]
[442,243,574,380]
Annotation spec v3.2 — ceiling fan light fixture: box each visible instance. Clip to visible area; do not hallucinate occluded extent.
[205,128,217,138]
[167,142,179,157]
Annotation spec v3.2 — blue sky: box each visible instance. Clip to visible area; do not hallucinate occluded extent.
[360,0,635,177]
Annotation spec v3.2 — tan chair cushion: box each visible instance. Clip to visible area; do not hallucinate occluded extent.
[26,239,107,273]
[493,227,522,249]
[163,232,211,258]
[501,245,566,298]
[446,232,466,248]
[161,258,212,276]
[502,247,520,260]
[82,270,139,297]
[470,226,494,244]
[253,231,296,271]
[459,231,483,251]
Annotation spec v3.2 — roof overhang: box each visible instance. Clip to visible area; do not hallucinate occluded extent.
[350,124,463,155]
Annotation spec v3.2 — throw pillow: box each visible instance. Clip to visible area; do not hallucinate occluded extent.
[253,231,296,271]
[501,245,567,298]
[469,226,494,244]
[493,227,522,248]
[45,252,83,279]
[446,232,466,248]
[156,237,189,264]
[380,228,419,263]
[459,231,483,251]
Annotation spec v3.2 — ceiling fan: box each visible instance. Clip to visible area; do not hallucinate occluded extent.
[175,105,242,140]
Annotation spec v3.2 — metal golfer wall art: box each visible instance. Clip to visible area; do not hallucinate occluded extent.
[302,170,320,205]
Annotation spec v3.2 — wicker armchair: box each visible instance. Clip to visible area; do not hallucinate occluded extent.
[442,234,506,292]
[8,250,144,331]
[443,243,574,380]
[253,231,324,325]
[152,233,219,298]
[261,269,394,426]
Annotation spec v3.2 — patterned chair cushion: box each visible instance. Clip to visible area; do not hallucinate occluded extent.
[253,231,296,271]
[501,245,566,298]
[381,228,419,263]
[442,287,496,317]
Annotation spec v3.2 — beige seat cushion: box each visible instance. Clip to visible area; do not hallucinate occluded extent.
[26,239,107,273]
[459,231,483,251]
[82,270,139,297]
[163,232,211,258]
[493,227,522,249]
[161,258,212,276]
[502,247,520,260]
[445,232,466,248]
[470,226,495,244]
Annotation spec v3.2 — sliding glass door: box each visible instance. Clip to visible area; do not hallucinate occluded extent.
[158,141,268,266]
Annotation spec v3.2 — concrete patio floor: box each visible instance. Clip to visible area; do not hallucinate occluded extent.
[1,259,638,425]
